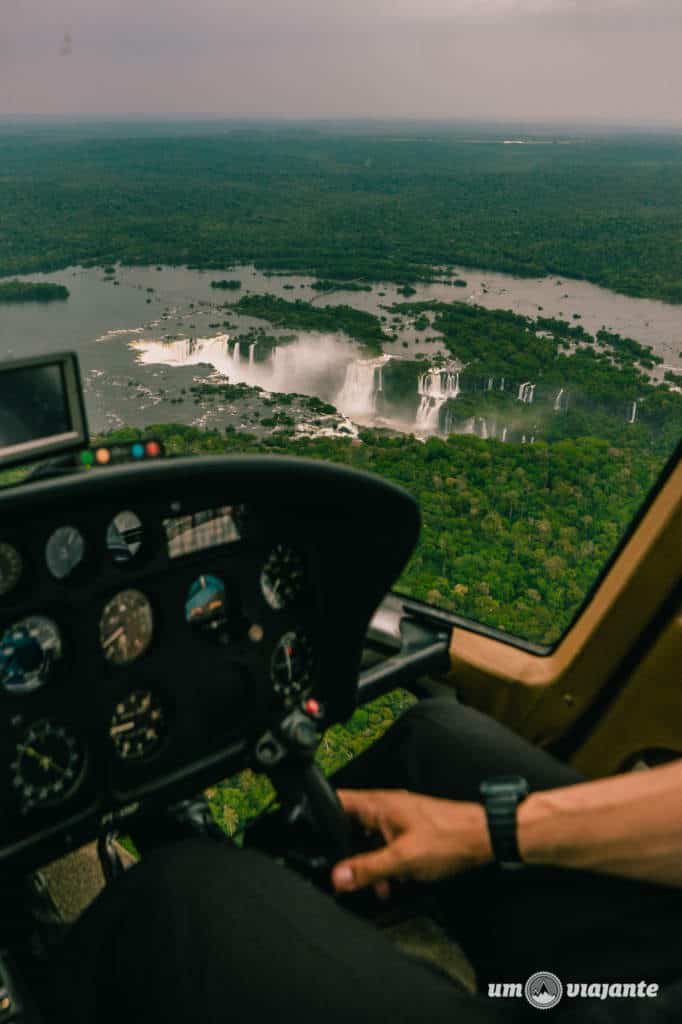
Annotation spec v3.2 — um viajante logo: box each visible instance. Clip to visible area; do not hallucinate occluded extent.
[488,973,660,1009]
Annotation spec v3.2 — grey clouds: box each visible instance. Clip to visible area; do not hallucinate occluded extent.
[1,0,681,122]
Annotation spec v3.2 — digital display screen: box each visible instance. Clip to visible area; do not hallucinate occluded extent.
[163,506,240,559]
[0,364,71,450]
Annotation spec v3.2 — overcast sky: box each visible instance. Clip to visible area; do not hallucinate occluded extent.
[2,0,681,122]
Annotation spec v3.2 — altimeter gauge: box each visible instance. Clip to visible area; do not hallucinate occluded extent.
[270,630,313,704]
[110,689,165,761]
[0,542,23,597]
[260,545,306,611]
[100,589,153,666]
[45,525,86,581]
[11,720,84,810]
[0,615,62,694]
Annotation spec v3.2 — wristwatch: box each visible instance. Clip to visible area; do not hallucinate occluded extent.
[479,775,530,869]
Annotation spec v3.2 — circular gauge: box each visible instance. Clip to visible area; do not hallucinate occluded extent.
[106,510,144,564]
[270,630,313,704]
[100,589,153,666]
[110,689,165,761]
[45,526,86,581]
[185,575,227,631]
[11,720,84,810]
[0,542,23,597]
[260,545,306,611]
[0,616,62,694]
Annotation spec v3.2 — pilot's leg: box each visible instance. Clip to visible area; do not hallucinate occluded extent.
[332,698,682,998]
[46,839,514,1024]
[331,696,584,796]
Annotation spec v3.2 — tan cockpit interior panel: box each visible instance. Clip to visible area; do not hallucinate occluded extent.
[445,457,682,773]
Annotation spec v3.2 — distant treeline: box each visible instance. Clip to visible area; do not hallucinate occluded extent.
[2,130,682,302]
[0,280,69,303]
[211,278,242,290]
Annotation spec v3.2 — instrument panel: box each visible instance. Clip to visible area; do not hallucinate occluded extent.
[0,456,419,872]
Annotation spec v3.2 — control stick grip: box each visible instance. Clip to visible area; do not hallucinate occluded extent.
[301,762,351,860]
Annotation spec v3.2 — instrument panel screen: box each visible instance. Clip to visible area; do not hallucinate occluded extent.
[163,505,240,559]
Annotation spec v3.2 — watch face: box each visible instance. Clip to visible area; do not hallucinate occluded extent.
[480,775,529,799]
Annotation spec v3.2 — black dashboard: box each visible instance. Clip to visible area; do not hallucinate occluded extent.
[0,455,419,873]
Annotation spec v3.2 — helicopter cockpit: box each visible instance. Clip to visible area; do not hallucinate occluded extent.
[0,352,455,1021]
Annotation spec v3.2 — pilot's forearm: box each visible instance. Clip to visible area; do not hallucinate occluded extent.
[518,760,682,887]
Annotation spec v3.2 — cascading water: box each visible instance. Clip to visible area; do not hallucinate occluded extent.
[517,382,535,404]
[500,378,505,391]
[335,355,391,418]
[487,377,494,391]
[629,401,638,424]
[415,370,460,431]
[554,388,564,412]
[232,341,241,365]
[249,343,255,367]
[501,427,508,442]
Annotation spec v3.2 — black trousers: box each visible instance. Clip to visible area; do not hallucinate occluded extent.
[49,699,682,1023]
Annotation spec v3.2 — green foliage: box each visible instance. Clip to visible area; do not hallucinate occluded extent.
[311,279,373,293]
[3,128,682,302]
[229,293,387,352]
[0,280,69,303]
[211,278,242,290]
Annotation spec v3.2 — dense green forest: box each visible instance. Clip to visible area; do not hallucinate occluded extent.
[230,293,388,351]
[104,421,674,647]
[2,127,682,301]
[0,280,69,303]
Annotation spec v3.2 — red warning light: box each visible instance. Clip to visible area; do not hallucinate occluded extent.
[145,441,161,457]
[304,698,321,717]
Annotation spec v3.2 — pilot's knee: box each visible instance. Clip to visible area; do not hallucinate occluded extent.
[399,695,467,737]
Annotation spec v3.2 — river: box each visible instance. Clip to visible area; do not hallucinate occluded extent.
[1,263,680,436]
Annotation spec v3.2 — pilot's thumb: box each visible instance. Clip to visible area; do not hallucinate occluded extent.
[332,844,401,893]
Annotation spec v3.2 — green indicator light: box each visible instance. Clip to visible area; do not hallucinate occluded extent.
[80,450,94,466]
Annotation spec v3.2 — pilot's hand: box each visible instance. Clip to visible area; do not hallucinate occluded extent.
[331,788,493,897]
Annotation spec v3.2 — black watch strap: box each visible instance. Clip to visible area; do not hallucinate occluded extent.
[479,775,529,868]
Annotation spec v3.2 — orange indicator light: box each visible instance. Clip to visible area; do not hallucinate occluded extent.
[95,447,111,465]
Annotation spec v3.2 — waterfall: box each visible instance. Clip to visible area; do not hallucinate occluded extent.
[233,341,241,365]
[478,417,489,440]
[463,417,476,435]
[554,388,564,412]
[249,343,255,367]
[518,382,529,401]
[527,384,536,404]
[336,355,391,418]
[487,377,494,391]
[629,401,638,424]
[500,377,505,391]
[517,382,535,404]
[521,434,527,444]
[415,370,461,431]
[501,427,508,442]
